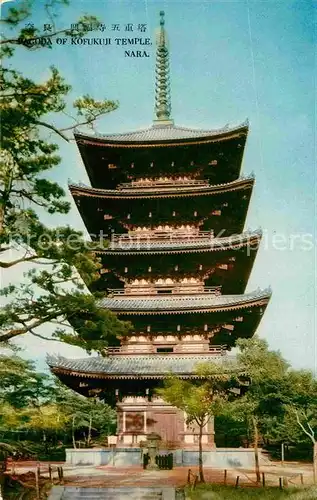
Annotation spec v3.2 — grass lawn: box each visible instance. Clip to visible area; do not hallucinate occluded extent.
[185,484,317,499]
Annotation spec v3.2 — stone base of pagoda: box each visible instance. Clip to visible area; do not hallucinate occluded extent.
[65,447,263,469]
[181,432,216,448]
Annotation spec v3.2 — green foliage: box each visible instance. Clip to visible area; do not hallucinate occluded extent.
[0,354,116,457]
[159,362,241,427]
[218,338,317,453]
[186,484,317,500]
[0,0,129,350]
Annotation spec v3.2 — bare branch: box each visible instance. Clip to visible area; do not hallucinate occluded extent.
[0,255,38,268]
[33,120,70,142]
[0,314,60,342]
[294,409,315,444]
[29,329,61,342]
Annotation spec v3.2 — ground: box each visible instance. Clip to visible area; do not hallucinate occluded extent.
[5,460,316,489]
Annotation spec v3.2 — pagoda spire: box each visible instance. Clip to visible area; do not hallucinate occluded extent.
[153,11,174,126]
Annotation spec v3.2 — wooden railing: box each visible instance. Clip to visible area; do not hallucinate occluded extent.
[111,230,214,244]
[107,285,222,296]
[104,345,227,355]
[118,179,207,189]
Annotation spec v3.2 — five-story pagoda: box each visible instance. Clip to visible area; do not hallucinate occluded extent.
[48,12,271,449]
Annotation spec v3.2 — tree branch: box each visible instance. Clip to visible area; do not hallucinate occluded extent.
[294,409,315,444]
[0,255,38,268]
[0,314,61,342]
[29,329,61,342]
[33,120,70,142]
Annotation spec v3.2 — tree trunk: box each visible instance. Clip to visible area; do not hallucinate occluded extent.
[252,416,261,483]
[198,422,205,483]
[0,205,4,236]
[72,416,76,449]
[87,415,92,447]
[0,472,4,500]
[313,441,317,485]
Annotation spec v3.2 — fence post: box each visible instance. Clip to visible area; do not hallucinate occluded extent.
[187,469,191,484]
[262,472,265,487]
[300,473,304,485]
[224,469,227,485]
[35,468,40,500]
[48,464,52,482]
[193,474,198,490]
[235,476,240,488]
[279,477,283,490]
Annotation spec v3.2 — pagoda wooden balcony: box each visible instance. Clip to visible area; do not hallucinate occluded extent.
[118,178,209,190]
[111,230,214,244]
[107,285,222,297]
[103,345,227,355]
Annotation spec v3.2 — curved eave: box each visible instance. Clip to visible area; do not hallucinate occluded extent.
[49,369,214,380]
[96,231,261,256]
[69,176,254,201]
[47,354,241,380]
[74,123,248,149]
[98,290,271,315]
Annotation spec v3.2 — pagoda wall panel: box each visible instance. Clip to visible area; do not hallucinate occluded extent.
[76,134,247,190]
[72,186,253,239]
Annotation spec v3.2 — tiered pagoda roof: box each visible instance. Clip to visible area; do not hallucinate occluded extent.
[98,288,270,314]
[50,11,271,394]
[74,120,248,145]
[69,175,254,199]
[48,354,234,380]
[98,229,261,254]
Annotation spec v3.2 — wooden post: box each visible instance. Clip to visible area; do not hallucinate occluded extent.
[252,416,261,483]
[313,441,317,485]
[193,474,198,490]
[235,476,240,488]
[279,477,283,490]
[224,469,227,485]
[187,469,191,484]
[35,468,40,500]
[300,473,304,485]
[48,464,52,482]
[262,472,265,487]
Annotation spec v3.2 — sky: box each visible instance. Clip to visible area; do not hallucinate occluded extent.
[1,0,316,373]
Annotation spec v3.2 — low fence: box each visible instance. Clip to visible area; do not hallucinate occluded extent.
[187,467,306,490]
[4,462,65,500]
[143,453,173,470]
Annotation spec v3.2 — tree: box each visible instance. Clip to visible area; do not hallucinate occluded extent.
[0,354,55,408]
[0,0,131,350]
[285,370,317,483]
[222,338,290,482]
[54,384,116,449]
[0,354,116,454]
[158,362,241,483]
[222,337,317,483]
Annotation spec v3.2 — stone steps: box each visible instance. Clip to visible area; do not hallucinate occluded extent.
[58,487,164,500]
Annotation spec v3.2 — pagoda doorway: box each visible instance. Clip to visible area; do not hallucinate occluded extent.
[149,409,181,446]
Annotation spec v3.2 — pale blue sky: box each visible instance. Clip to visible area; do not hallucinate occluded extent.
[2,0,316,372]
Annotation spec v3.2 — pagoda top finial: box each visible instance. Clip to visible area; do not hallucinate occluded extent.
[153,11,174,127]
[159,10,165,26]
